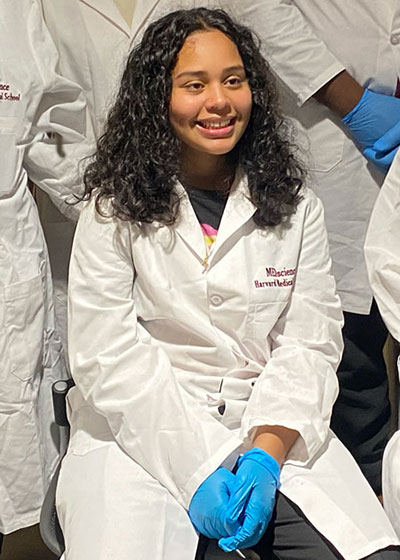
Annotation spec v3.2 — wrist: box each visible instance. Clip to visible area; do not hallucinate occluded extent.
[252,425,299,466]
[240,448,280,485]
[313,70,364,118]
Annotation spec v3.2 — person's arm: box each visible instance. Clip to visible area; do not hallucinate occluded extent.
[218,191,343,553]
[365,151,400,343]
[252,425,299,466]
[240,191,343,464]
[68,197,242,509]
[22,0,94,221]
[313,70,364,118]
[235,0,400,171]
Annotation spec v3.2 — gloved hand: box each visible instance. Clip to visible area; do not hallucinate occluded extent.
[364,120,400,172]
[218,448,280,553]
[188,467,240,540]
[342,89,400,154]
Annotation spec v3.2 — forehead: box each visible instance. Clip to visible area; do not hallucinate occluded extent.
[173,29,243,73]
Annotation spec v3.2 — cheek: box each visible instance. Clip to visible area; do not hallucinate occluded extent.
[169,93,201,128]
[237,89,253,122]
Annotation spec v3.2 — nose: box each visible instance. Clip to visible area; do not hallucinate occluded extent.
[205,83,231,114]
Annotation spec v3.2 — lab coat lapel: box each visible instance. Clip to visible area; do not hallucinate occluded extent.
[174,183,208,264]
[130,0,163,43]
[208,174,256,265]
[80,0,130,37]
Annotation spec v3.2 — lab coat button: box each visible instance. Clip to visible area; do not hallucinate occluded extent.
[210,294,223,306]
[391,34,400,45]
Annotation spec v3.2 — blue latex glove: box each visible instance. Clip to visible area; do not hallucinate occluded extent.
[188,467,240,540]
[342,89,400,153]
[364,120,400,172]
[218,448,280,552]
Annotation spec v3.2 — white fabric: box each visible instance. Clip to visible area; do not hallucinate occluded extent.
[365,151,400,536]
[38,0,165,349]
[365,150,400,344]
[59,182,399,559]
[0,0,91,534]
[383,423,400,539]
[222,0,400,314]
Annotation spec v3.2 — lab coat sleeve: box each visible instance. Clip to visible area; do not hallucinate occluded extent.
[68,198,242,508]
[23,0,94,221]
[231,0,345,105]
[365,152,400,344]
[240,190,343,464]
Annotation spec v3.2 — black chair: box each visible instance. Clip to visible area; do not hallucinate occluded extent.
[40,378,75,557]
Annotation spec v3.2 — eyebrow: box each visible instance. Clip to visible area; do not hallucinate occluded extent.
[175,65,246,79]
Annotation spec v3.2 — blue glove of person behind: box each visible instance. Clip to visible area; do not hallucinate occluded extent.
[364,121,400,172]
[189,467,240,540]
[342,89,400,157]
[218,448,280,552]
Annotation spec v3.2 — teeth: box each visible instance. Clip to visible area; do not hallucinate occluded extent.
[200,119,232,129]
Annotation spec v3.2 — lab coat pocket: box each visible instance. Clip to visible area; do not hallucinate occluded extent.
[306,116,344,173]
[247,301,287,341]
[0,117,20,195]
[4,272,45,381]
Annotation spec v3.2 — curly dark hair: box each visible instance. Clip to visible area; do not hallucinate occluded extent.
[83,7,304,227]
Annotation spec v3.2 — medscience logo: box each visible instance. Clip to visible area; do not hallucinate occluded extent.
[0,81,21,101]
[254,266,296,288]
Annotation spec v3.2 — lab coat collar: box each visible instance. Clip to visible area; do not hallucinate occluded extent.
[130,1,163,45]
[174,171,257,268]
[79,0,131,37]
[79,0,162,42]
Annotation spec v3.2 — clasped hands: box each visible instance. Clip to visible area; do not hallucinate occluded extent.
[188,448,280,553]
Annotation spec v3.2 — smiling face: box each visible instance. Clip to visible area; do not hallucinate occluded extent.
[169,29,252,167]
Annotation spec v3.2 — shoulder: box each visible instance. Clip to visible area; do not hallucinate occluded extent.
[76,193,138,245]
[295,187,324,221]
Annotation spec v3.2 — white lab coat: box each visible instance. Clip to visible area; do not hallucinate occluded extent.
[0,0,90,534]
[57,180,398,559]
[365,151,400,537]
[365,150,400,345]
[224,0,400,315]
[37,0,166,350]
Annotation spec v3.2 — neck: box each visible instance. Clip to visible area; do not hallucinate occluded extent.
[180,148,235,191]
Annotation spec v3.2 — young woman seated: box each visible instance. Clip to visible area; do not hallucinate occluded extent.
[56,8,400,560]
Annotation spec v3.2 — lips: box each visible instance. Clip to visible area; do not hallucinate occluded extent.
[196,117,236,129]
[195,116,237,137]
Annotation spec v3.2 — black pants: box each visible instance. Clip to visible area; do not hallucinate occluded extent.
[330,301,391,494]
[195,493,400,560]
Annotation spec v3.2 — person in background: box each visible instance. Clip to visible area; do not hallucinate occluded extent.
[0,0,90,548]
[56,8,399,560]
[365,150,400,538]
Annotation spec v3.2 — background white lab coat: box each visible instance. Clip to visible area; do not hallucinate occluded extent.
[37,0,166,351]
[365,151,400,537]
[57,183,398,559]
[228,0,400,315]
[0,0,90,534]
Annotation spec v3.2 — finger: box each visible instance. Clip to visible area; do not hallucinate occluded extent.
[373,122,400,152]
[219,503,262,552]
[218,520,262,552]
[224,479,253,525]
[364,146,398,172]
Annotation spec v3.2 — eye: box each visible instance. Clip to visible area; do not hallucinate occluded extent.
[184,82,205,92]
[225,76,244,87]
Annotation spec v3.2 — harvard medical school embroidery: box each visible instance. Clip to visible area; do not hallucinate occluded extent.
[254,266,297,288]
[0,82,21,101]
